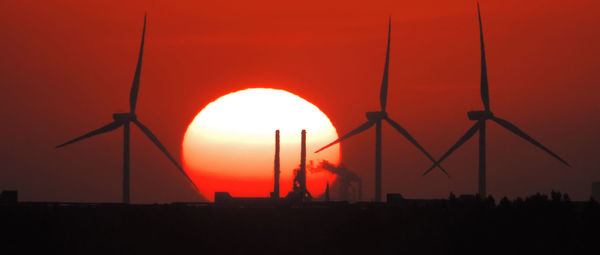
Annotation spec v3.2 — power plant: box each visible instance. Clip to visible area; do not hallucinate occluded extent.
[319,161,362,201]
[217,129,317,204]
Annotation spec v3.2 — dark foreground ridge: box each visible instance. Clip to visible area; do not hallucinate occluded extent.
[2,192,599,255]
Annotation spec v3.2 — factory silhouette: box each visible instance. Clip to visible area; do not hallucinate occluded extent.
[2,4,599,254]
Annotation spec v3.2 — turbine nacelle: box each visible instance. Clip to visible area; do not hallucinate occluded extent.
[112,113,137,123]
[366,111,388,121]
[467,110,493,121]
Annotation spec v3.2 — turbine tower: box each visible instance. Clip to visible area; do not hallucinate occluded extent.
[424,4,570,198]
[56,15,198,203]
[315,18,447,202]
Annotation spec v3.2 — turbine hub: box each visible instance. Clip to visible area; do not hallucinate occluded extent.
[112,113,136,122]
[366,111,387,121]
[467,110,493,121]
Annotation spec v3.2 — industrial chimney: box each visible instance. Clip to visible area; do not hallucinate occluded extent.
[272,130,281,199]
[300,129,307,198]
[325,182,330,202]
[289,129,312,202]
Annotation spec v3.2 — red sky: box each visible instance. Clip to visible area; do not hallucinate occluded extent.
[0,0,598,202]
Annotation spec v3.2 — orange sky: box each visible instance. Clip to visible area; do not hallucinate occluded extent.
[0,0,598,202]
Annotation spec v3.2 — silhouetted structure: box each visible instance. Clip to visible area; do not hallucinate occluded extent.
[55,15,198,204]
[319,161,362,201]
[387,193,447,208]
[214,192,273,206]
[270,130,280,199]
[424,4,570,198]
[593,182,600,200]
[221,130,314,204]
[290,130,311,201]
[300,130,307,197]
[0,190,17,203]
[315,18,447,202]
[325,182,330,202]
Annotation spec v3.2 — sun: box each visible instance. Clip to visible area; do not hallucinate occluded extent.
[182,88,341,201]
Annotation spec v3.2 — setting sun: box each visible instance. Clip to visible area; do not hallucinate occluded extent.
[182,88,341,200]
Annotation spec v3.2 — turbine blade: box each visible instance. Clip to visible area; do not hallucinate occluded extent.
[315,120,375,153]
[380,17,391,112]
[129,14,147,113]
[385,118,449,176]
[477,3,490,111]
[491,116,570,167]
[56,121,122,148]
[423,122,480,176]
[133,120,201,192]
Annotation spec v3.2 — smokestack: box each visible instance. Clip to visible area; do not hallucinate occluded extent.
[300,129,307,198]
[358,179,363,201]
[325,182,330,202]
[272,130,280,199]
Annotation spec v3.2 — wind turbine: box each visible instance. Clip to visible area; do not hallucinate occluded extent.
[56,15,198,204]
[423,4,570,198]
[316,19,447,202]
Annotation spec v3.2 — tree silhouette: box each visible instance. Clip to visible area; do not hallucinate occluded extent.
[562,193,571,203]
[448,192,456,201]
[551,190,562,202]
[499,196,511,208]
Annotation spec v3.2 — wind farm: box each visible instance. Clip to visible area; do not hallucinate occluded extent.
[1,1,599,254]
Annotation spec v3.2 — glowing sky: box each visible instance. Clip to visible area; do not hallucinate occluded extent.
[0,0,598,202]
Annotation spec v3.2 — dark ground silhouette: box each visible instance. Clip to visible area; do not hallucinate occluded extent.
[2,191,598,255]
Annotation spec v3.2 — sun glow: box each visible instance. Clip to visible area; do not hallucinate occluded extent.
[182,88,341,200]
